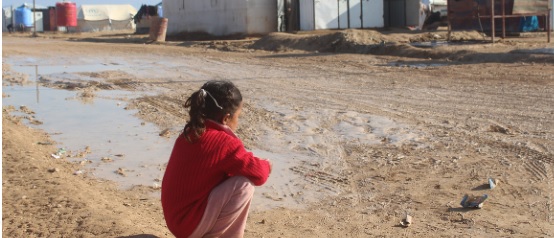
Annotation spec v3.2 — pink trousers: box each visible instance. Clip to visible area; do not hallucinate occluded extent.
[189,176,255,238]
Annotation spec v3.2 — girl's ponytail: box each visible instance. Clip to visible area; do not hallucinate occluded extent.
[183,80,242,142]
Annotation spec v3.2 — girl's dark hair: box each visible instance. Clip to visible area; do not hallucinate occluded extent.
[183,80,242,142]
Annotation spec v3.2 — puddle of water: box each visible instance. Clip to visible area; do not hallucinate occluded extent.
[4,54,428,211]
[11,63,124,75]
[387,62,448,68]
[3,62,175,189]
[249,149,307,210]
[410,41,481,48]
[512,48,554,55]
[3,60,307,211]
[410,41,450,48]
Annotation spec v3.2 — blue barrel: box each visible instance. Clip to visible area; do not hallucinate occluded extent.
[14,5,33,27]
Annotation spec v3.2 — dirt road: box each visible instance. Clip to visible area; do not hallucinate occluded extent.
[3,30,554,237]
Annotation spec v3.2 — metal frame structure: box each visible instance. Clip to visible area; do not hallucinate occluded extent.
[447,0,551,43]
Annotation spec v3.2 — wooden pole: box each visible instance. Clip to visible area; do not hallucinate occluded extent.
[547,11,551,43]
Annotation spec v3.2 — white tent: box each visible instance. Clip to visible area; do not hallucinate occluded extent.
[77,4,137,32]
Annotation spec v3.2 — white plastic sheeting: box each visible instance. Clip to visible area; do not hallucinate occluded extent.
[77,5,137,32]
[299,0,384,31]
[78,5,137,21]
[163,0,277,36]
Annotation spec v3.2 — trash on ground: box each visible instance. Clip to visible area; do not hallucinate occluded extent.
[116,168,127,177]
[47,168,59,173]
[101,157,113,162]
[489,178,500,189]
[51,148,67,159]
[460,194,488,208]
[400,213,412,227]
[159,128,171,137]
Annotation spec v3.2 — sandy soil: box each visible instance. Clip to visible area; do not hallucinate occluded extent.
[3,29,554,237]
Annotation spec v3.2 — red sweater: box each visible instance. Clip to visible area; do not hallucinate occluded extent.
[161,120,271,238]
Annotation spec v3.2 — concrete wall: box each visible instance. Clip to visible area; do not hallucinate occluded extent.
[246,1,278,35]
[164,0,277,36]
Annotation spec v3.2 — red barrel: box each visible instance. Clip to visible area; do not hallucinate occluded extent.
[56,2,77,27]
[49,7,57,31]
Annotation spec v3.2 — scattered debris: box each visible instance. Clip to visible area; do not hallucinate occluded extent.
[460,194,488,208]
[400,213,413,227]
[19,105,35,114]
[79,159,92,165]
[47,168,59,173]
[116,168,127,177]
[73,170,83,175]
[489,178,500,189]
[50,148,67,159]
[159,128,171,137]
[152,183,161,189]
[489,124,513,134]
[101,157,114,162]
[29,119,43,125]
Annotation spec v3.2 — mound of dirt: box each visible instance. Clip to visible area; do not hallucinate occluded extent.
[250,29,554,64]
[250,29,489,53]
[250,30,387,53]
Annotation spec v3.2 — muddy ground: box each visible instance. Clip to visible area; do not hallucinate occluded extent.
[2,29,554,237]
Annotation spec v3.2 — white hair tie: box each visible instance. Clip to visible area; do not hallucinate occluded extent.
[200,89,223,109]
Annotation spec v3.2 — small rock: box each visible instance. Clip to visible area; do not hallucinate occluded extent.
[48,168,59,173]
[101,157,113,162]
[400,214,412,227]
[116,168,127,177]
[159,129,171,137]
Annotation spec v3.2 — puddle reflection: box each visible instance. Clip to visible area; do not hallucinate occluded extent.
[3,62,174,189]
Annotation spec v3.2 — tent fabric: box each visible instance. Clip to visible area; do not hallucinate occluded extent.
[77,4,137,32]
[78,19,135,32]
[78,4,136,21]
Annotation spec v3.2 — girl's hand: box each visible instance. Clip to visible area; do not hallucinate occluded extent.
[264,159,272,174]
